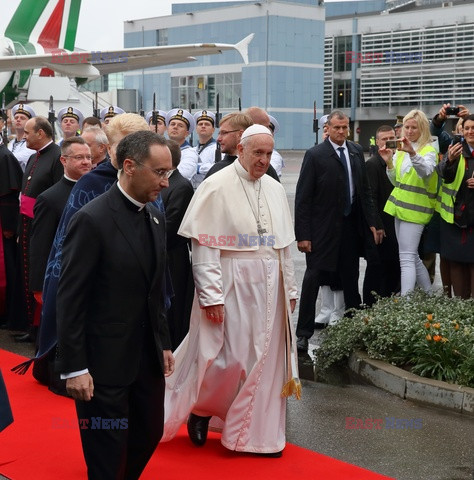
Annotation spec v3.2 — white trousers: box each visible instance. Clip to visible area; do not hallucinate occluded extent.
[394,218,432,296]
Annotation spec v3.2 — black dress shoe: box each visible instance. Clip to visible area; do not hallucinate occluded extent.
[187,413,211,446]
[296,336,308,352]
[255,450,283,458]
[14,333,34,343]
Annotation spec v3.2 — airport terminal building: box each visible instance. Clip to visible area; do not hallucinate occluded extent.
[123,0,474,149]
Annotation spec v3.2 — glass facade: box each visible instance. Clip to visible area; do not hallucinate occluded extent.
[358,23,474,107]
[170,73,242,110]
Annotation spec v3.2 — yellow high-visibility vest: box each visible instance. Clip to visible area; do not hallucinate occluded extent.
[384,145,438,225]
[437,156,465,224]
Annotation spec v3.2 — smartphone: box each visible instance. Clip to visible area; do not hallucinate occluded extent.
[446,106,460,116]
[385,139,402,149]
[452,134,463,145]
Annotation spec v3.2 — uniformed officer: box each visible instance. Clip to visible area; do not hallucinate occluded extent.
[146,110,167,135]
[100,106,125,125]
[57,107,84,145]
[165,108,198,185]
[8,104,36,171]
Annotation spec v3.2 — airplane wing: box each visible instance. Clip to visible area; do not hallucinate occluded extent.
[0,34,254,78]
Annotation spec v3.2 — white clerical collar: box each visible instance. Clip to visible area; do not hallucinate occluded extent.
[38,140,53,153]
[235,157,255,182]
[117,181,146,211]
[64,174,78,183]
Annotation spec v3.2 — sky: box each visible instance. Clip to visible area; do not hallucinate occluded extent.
[1,0,345,51]
[0,0,241,50]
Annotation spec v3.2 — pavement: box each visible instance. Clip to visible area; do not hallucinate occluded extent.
[1,150,473,480]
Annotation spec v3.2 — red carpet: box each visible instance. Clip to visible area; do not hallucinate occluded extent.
[0,349,393,479]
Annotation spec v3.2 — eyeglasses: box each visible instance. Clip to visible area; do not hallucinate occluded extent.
[218,129,240,136]
[134,160,173,179]
[62,155,92,161]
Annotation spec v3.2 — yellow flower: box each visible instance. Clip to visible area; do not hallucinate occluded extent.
[433,323,441,329]
[426,334,432,341]
[441,337,449,343]
[426,313,433,321]
[453,323,460,331]
[433,335,442,342]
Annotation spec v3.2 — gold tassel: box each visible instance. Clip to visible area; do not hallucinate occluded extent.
[281,377,302,400]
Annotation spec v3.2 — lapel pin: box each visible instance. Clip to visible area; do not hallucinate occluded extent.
[153,217,159,224]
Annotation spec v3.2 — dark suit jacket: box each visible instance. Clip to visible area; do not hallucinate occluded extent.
[295,138,379,271]
[29,176,76,291]
[365,153,397,248]
[160,169,194,251]
[56,183,171,386]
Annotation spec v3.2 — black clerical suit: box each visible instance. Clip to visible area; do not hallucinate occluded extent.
[363,152,400,304]
[0,145,23,324]
[295,138,378,338]
[161,169,194,349]
[29,175,76,390]
[56,183,171,480]
[9,141,62,331]
[29,176,76,292]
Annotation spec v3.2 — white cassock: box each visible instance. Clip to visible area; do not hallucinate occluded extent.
[162,160,299,454]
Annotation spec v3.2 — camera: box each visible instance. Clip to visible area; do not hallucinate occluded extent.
[445,106,460,116]
[452,134,463,145]
[385,139,402,150]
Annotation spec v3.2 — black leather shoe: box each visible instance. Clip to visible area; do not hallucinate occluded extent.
[314,322,328,330]
[296,336,308,352]
[255,450,283,458]
[14,333,34,343]
[187,413,211,446]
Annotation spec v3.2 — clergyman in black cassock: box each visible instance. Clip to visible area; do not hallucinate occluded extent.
[56,131,174,480]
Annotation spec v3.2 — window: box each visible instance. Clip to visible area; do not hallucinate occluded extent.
[171,73,242,110]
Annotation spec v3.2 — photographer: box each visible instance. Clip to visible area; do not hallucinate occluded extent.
[378,110,438,296]
[430,103,470,154]
[436,114,474,298]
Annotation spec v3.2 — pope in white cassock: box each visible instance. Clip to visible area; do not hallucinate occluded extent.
[162,124,300,457]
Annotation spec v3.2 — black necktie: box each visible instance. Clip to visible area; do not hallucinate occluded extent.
[337,147,352,216]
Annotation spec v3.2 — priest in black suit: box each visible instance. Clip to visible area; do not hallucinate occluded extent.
[294,111,382,349]
[29,137,92,295]
[161,140,194,349]
[56,131,174,480]
[8,116,63,335]
[29,137,92,389]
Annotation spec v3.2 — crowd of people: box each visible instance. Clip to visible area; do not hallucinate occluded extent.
[296,104,473,351]
[0,100,472,479]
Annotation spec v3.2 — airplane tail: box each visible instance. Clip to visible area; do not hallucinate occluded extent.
[5,0,81,51]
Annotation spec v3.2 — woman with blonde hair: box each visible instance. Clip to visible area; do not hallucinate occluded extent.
[378,109,438,295]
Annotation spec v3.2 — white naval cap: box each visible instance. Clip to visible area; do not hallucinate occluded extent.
[193,110,216,127]
[241,124,273,140]
[57,106,84,125]
[268,115,279,134]
[11,103,36,119]
[318,114,329,131]
[100,106,125,121]
[165,108,195,134]
[145,110,167,125]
